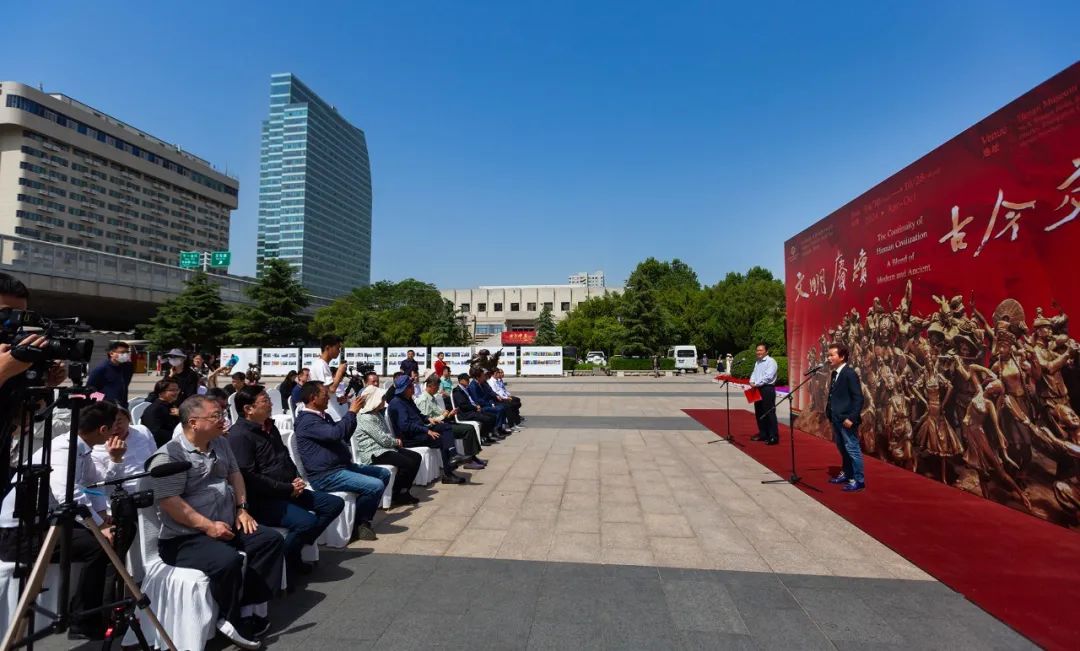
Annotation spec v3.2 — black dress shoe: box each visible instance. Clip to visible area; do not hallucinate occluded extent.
[441,471,468,484]
[482,436,499,445]
[392,491,420,505]
[765,439,780,446]
[448,453,472,468]
[750,434,765,441]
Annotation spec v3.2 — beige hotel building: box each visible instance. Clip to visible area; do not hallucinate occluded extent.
[0,81,238,265]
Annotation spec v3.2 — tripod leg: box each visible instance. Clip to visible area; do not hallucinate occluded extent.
[0,525,63,651]
[79,518,177,651]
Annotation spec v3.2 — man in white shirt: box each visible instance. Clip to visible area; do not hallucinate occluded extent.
[91,407,155,493]
[487,368,524,426]
[308,335,348,421]
[0,401,125,639]
[749,343,780,445]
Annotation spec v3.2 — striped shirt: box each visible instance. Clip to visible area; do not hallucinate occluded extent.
[147,433,237,540]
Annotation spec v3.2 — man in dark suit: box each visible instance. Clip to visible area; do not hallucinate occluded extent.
[825,343,866,492]
[452,374,502,444]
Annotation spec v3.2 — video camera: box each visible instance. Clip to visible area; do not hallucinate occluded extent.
[0,308,94,386]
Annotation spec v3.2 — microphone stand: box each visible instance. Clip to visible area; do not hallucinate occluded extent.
[707,379,736,444]
[760,372,818,486]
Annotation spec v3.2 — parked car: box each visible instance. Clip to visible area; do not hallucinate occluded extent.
[585,351,607,366]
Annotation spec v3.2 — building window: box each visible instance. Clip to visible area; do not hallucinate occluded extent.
[510,303,519,312]
[527,302,536,311]
[560,302,571,311]
[544,302,553,311]
[477,302,486,312]
[460,303,470,312]
[493,303,503,312]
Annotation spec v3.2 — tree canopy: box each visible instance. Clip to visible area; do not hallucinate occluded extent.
[227,258,310,346]
[137,271,232,352]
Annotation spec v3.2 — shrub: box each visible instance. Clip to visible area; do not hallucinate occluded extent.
[608,356,676,371]
[730,349,788,385]
[574,363,595,371]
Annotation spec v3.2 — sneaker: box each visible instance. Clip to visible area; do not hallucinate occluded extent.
[828,472,848,484]
[216,618,262,650]
[242,615,271,638]
[355,521,378,540]
[842,480,866,493]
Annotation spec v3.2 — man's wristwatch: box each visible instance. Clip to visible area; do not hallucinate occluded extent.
[236,502,249,512]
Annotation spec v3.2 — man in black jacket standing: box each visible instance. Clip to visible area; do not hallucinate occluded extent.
[825,343,866,492]
[228,386,344,575]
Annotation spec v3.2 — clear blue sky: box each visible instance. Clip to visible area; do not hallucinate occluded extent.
[4,1,1077,289]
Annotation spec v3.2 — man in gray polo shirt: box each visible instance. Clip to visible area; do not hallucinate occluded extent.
[147,395,283,649]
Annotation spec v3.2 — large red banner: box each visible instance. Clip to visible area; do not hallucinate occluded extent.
[785,61,1080,527]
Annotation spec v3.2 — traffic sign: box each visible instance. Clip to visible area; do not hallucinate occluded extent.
[210,251,231,267]
[179,251,201,269]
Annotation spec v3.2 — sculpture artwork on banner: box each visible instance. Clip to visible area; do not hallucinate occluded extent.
[467,348,502,375]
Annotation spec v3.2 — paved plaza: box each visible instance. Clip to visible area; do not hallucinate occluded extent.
[47,376,1031,650]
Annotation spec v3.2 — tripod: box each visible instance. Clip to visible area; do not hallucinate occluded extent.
[707,380,735,444]
[760,373,816,486]
[0,503,175,651]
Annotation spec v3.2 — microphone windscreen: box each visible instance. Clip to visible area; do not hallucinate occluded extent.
[149,461,192,478]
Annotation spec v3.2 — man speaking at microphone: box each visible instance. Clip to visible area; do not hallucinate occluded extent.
[749,343,780,445]
[825,343,865,492]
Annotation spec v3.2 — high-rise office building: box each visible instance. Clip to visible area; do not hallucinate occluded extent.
[256,73,372,297]
[0,82,238,264]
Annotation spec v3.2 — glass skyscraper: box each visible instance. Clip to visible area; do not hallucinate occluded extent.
[256,73,372,297]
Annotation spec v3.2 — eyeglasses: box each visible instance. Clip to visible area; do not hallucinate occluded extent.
[192,412,226,422]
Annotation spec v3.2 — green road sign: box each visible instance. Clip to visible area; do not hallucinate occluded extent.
[179,251,201,269]
[210,251,231,267]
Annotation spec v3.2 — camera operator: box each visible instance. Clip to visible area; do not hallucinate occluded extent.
[0,401,124,640]
[87,341,134,409]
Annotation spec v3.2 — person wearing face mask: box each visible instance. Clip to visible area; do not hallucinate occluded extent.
[164,348,201,404]
[88,341,135,408]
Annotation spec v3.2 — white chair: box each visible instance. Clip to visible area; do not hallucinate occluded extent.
[226,393,238,424]
[285,432,357,548]
[374,465,397,509]
[130,401,150,425]
[267,389,283,415]
[1,560,84,635]
[449,392,482,454]
[287,395,296,415]
[384,408,442,485]
[132,501,217,651]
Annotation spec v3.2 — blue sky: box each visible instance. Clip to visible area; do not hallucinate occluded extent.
[4,1,1077,289]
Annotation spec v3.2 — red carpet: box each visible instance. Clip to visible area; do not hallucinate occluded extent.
[684,408,1080,651]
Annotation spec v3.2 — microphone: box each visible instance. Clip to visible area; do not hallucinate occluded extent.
[86,461,192,488]
[803,363,826,376]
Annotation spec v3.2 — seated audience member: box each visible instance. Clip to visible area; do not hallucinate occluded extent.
[452,373,502,444]
[206,387,233,429]
[353,385,422,505]
[291,367,311,414]
[277,371,298,414]
[388,375,470,484]
[142,378,181,446]
[486,368,523,427]
[410,370,422,397]
[224,372,247,398]
[148,395,283,649]
[0,401,124,639]
[293,382,389,540]
[363,371,380,388]
[415,375,485,469]
[467,369,512,435]
[229,387,344,577]
[91,407,156,491]
[439,366,455,396]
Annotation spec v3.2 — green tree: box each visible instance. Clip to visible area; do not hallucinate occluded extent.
[137,271,232,352]
[310,279,449,346]
[227,258,310,346]
[535,305,559,345]
[422,299,471,346]
[620,289,665,357]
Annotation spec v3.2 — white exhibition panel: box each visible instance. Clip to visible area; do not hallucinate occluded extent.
[519,346,562,376]
[345,347,385,375]
[430,347,473,376]
[261,348,300,377]
[219,348,260,375]
[301,347,321,371]
[386,347,428,376]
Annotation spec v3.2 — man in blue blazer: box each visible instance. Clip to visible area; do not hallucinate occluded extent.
[825,343,866,492]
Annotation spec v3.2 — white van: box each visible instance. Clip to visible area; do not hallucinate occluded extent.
[667,345,699,372]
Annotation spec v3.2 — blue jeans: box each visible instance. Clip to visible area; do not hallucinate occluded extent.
[308,463,390,522]
[483,404,507,430]
[832,419,864,483]
[248,490,345,563]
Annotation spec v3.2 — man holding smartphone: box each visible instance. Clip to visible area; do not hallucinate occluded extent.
[308,335,348,422]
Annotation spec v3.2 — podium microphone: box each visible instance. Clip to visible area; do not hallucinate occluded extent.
[86,461,192,489]
[803,363,826,376]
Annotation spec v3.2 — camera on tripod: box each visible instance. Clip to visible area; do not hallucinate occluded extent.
[343,362,376,397]
[108,485,155,555]
[0,308,94,386]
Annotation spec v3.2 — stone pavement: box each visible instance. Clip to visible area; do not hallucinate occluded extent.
[46,376,1031,649]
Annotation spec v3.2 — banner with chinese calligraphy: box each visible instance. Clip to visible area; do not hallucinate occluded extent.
[260,348,299,377]
[345,347,385,376]
[785,61,1080,528]
[520,346,563,376]
[502,330,537,345]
